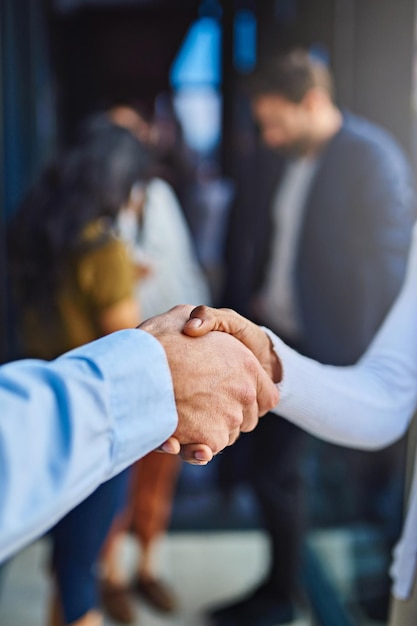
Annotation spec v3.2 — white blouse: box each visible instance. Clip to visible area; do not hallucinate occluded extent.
[265,223,417,599]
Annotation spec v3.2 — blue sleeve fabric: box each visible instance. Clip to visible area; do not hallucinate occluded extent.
[0,328,177,562]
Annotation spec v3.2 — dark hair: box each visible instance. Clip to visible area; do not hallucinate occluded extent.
[247,49,334,103]
[8,123,150,309]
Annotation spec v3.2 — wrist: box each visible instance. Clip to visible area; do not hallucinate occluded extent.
[266,334,283,383]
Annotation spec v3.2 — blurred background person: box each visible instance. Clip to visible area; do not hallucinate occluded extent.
[183,214,417,625]
[8,122,150,626]
[88,105,211,623]
[211,49,417,626]
[110,104,211,319]
[98,105,212,624]
[108,100,195,228]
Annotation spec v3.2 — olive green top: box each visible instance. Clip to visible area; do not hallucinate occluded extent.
[20,220,134,360]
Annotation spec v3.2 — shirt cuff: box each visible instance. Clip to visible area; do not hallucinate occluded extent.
[261,327,302,406]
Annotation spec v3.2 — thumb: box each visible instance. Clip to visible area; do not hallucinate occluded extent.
[184,306,283,384]
[184,305,269,357]
[183,305,218,336]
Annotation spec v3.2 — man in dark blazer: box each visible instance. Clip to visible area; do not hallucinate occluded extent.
[210,50,417,626]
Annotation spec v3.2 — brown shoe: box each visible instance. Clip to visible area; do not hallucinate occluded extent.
[101,581,136,624]
[134,577,178,614]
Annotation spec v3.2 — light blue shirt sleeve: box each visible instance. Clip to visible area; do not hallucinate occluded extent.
[0,328,178,562]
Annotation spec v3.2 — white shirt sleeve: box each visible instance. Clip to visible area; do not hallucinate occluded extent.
[265,223,417,450]
[0,329,178,562]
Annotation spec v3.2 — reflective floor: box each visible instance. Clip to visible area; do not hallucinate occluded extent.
[0,527,390,626]
[0,531,311,626]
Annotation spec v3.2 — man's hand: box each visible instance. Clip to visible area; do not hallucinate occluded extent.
[183,305,283,383]
[139,305,279,463]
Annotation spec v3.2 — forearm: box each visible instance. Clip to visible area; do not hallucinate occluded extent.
[267,331,414,449]
[268,226,417,449]
[0,329,177,561]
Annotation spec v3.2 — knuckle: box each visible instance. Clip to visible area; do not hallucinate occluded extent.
[241,383,257,407]
[241,414,259,433]
[243,352,257,373]
[261,387,279,412]
[229,412,242,430]
[227,429,240,446]
[211,435,229,456]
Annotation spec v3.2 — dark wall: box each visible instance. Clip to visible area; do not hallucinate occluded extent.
[350,0,415,151]
[0,0,57,362]
[51,3,199,140]
[257,0,335,61]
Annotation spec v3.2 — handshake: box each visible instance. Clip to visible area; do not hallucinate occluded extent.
[139,304,282,464]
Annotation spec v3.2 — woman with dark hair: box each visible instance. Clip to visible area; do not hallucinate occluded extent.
[8,123,150,626]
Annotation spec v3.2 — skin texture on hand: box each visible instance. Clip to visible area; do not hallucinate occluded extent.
[184,305,283,383]
[139,305,279,464]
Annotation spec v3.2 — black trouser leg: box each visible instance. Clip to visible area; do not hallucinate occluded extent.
[250,413,306,600]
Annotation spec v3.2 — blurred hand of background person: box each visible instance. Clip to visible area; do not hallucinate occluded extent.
[133,260,154,281]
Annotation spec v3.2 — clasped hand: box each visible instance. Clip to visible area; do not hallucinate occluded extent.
[139,305,281,464]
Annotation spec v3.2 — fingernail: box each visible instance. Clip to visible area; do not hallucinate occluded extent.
[187,318,203,328]
[194,450,210,461]
[161,442,175,454]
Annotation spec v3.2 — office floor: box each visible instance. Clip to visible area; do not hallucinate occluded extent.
[0,531,311,626]
[0,528,390,626]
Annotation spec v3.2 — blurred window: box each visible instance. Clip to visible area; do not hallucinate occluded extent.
[233,9,257,74]
[170,8,221,154]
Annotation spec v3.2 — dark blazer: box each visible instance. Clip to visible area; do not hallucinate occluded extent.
[223,113,417,365]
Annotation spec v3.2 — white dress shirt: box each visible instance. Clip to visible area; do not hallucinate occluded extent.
[258,157,318,339]
[265,224,417,598]
[0,329,177,563]
[118,177,211,320]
